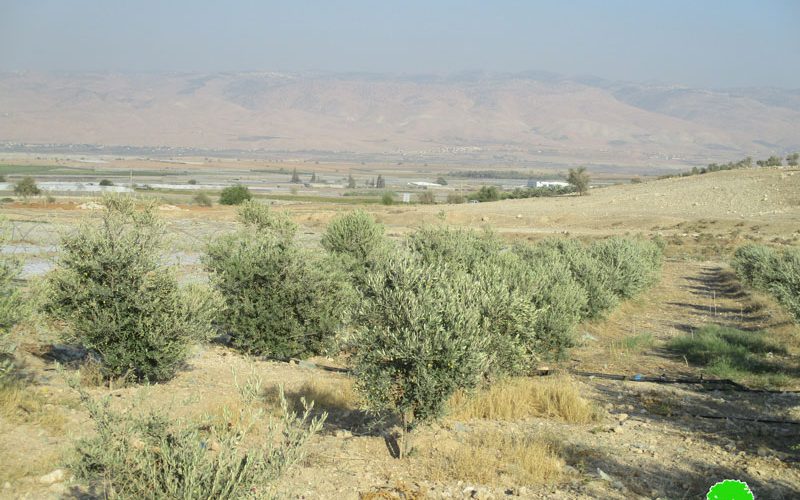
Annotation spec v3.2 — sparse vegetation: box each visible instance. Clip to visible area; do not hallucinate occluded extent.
[43,196,221,382]
[446,192,465,204]
[193,192,213,207]
[219,184,252,205]
[431,431,564,485]
[71,380,324,499]
[416,190,435,204]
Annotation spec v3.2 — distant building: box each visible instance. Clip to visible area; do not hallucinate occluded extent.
[527,180,570,188]
[407,181,443,188]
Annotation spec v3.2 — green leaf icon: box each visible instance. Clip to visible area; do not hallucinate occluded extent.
[707,479,754,500]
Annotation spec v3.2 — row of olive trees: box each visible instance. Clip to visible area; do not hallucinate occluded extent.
[38,198,662,458]
[732,244,800,322]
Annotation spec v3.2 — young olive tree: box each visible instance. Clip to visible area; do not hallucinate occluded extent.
[43,196,221,382]
[206,208,354,358]
[352,255,488,457]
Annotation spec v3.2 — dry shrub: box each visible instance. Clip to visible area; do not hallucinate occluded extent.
[360,482,428,500]
[448,376,600,424]
[431,431,563,485]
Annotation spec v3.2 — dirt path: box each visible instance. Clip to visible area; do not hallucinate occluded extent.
[574,259,795,379]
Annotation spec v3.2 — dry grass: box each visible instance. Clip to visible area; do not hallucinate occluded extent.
[448,376,601,424]
[0,447,64,482]
[0,381,68,433]
[429,431,564,485]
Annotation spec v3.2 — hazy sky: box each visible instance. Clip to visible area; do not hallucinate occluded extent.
[1,0,798,88]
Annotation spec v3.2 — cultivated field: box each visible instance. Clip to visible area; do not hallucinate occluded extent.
[1,166,799,499]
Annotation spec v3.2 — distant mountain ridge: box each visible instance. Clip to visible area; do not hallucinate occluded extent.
[0,71,797,167]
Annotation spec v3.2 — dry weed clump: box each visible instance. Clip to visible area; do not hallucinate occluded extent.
[431,431,564,485]
[448,376,600,424]
[284,377,357,414]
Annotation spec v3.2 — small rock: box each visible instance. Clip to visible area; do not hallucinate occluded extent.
[516,214,522,219]
[518,487,529,496]
[597,468,613,482]
[209,440,221,452]
[616,413,629,422]
[481,216,489,222]
[612,425,623,433]
[3,482,10,489]
[39,469,65,485]
[756,446,770,457]
[453,422,469,433]
[335,430,352,439]
[463,486,478,497]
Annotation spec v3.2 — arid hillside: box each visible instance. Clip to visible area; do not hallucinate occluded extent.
[1,72,798,167]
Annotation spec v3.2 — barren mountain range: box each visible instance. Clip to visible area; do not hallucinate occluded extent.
[1,71,798,168]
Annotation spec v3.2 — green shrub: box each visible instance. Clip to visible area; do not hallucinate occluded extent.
[510,245,588,358]
[13,176,40,197]
[353,255,488,455]
[0,219,21,334]
[193,192,213,207]
[237,200,297,241]
[469,253,543,375]
[530,238,618,320]
[381,191,395,205]
[731,244,780,290]
[589,237,662,299]
[408,226,502,271]
[43,196,220,382]
[473,185,500,202]
[771,248,800,320]
[219,184,252,205]
[321,210,385,263]
[733,244,800,321]
[99,179,114,186]
[0,219,21,384]
[71,379,323,499]
[206,228,354,358]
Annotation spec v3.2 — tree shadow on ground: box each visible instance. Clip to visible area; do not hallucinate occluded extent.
[684,266,749,301]
[590,379,800,460]
[263,383,398,439]
[562,444,798,499]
